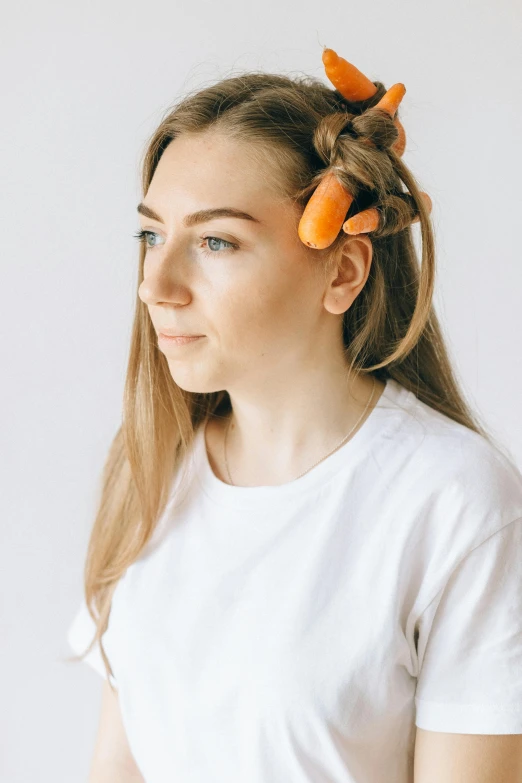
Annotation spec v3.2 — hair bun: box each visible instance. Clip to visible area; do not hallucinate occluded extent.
[351,108,400,152]
[312,110,358,167]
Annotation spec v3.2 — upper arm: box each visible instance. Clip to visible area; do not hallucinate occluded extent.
[413,727,522,782]
[414,517,522,735]
[88,680,145,783]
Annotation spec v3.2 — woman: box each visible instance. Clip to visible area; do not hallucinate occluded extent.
[66,48,522,782]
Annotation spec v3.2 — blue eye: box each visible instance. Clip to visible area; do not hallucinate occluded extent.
[201,236,238,255]
[132,231,238,255]
[133,230,163,248]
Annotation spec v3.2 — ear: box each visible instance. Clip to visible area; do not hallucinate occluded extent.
[322,234,373,315]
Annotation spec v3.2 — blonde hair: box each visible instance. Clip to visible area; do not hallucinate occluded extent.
[67,69,505,688]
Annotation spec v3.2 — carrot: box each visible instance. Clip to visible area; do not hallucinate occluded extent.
[298,49,410,249]
[342,192,433,235]
[298,171,355,249]
[343,209,380,235]
[373,83,406,118]
[322,47,406,156]
[322,47,377,102]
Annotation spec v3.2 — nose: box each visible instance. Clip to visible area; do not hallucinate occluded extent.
[137,248,193,307]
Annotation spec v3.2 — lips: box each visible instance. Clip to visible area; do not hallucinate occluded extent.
[158,330,202,337]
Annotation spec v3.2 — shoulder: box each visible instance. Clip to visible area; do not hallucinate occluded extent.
[382,390,522,647]
[393,385,522,500]
[384,385,522,550]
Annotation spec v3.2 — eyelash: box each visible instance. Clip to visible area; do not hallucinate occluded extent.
[132,230,239,256]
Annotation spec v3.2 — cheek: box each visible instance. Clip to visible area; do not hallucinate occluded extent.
[219,281,311,351]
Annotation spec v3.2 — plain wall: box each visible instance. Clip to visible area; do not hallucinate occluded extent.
[1,0,521,780]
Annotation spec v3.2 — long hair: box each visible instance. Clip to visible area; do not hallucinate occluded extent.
[68,68,507,688]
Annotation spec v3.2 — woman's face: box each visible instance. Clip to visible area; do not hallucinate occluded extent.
[137,131,357,395]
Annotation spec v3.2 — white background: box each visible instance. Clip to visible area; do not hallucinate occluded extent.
[1,0,521,780]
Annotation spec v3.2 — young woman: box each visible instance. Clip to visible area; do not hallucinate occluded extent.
[66,48,522,782]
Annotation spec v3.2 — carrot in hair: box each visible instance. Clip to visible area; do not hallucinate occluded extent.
[298,170,354,249]
[373,83,406,118]
[299,49,410,248]
[371,86,407,153]
[343,209,380,235]
[342,191,433,235]
[322,47,406,156]
[322,47,377,102]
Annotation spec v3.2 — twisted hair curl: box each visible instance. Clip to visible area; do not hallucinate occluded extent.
[304,99,423,239]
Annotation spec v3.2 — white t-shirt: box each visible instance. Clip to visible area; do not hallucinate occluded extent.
[67,378,522,783]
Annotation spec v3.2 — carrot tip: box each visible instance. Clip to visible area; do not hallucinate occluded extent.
[322,48,338,67]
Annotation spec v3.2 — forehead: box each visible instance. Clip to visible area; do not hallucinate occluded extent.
[146,132,287,213]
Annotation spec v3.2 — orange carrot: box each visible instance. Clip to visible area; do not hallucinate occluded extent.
[343,208,380,235]
[322,47,377,102]
[298,171,355,249]
[322,47,407,157]
[299,49,410,248]
[343,192,433,235]
[373,83,406,118]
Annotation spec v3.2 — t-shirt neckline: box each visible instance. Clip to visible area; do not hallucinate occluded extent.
[194,378,411,509]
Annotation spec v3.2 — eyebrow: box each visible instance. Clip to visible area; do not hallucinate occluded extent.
[137,202,263,227]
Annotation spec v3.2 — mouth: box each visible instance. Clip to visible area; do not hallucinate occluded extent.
[157,333,204,346]
[157,329,203,337]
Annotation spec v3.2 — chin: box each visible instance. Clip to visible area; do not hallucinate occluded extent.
[166,366,223,396]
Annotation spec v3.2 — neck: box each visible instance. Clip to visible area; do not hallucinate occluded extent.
[206,372,386,488]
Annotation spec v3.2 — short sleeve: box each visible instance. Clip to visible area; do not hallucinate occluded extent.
[67,598,117,688]
[414,516,522,734]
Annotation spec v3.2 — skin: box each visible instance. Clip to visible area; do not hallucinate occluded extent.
[414,728,522,782]
[137,129,385,487]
